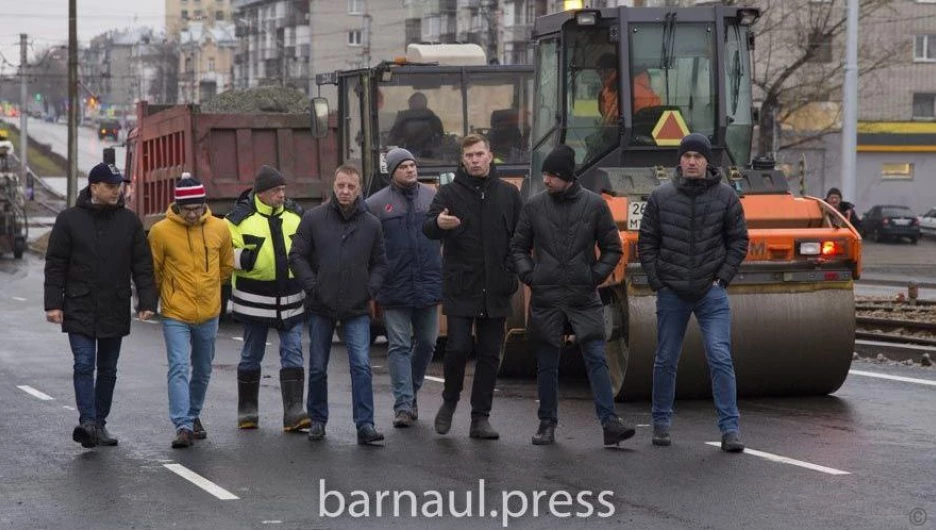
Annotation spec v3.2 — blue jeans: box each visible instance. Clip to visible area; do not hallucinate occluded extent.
[383,306,439,413]
[238,321,304,371]
[652,286,740,434]
[162,317,219,432]
[537,338,617,425]
[68,333,122,426]
[307,313,374,430]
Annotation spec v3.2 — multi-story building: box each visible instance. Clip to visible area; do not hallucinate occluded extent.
[83,28,158,118]
[166,0,236,40]
[178,22,238,103]
[232,0,314,93]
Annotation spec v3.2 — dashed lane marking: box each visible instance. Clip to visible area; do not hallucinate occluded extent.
[17,385,54,401]
[704,443,850,475]
[231,337,244,342]
[163,463,240,500]
[849,370,936,387]
[63,405,75,411]
[11,297,26,302]
[424,375,445,383]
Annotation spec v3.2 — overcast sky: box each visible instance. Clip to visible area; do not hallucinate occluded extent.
[1,0,165,74]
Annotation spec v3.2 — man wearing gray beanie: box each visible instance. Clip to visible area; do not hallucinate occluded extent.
[366,148,442,428]
[637,132,749,452]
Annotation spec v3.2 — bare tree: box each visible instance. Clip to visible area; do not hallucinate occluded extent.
[719,0,906,156]
[147,40,179,105]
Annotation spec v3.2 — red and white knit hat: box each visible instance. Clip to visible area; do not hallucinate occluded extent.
[174,172,206,206]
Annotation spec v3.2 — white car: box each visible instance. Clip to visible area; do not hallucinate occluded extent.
[921,207,936,239]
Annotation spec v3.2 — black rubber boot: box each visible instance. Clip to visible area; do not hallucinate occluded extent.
[280,367,311,432]
[237,368,261,429]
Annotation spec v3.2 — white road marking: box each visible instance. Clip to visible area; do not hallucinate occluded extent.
[262,521,283,525]
[704,443,850,475]
[231,337,244,342]
[424,375,445,383]
[17,385,54,401]
[372,365,382,369]
[637,424,651,427]
[163,463,240,500]
[849,370,936,387]
[11,296,26,302]
[63,405,75,411]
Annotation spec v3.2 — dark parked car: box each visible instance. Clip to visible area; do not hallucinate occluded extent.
[861,205,921,244]
[98,120,120,141]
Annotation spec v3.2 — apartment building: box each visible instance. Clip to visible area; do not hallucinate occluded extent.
[166,0,237,39]
[231,0,314,93]
[178,22,238,103]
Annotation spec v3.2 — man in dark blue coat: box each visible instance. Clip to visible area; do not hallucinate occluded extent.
[637,133,749,452]
[44,163,157,449]
[289,165,387,445]
[366,148,442,428]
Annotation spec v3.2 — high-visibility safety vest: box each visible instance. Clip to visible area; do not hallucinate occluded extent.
[225,191,305,329]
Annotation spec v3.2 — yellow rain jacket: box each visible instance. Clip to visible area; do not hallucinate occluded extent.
[148,204,234,324]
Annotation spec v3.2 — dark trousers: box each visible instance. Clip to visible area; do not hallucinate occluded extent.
[68,333,122,426]
[442,315,506,419]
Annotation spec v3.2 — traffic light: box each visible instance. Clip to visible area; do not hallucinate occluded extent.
[34,93,42,102]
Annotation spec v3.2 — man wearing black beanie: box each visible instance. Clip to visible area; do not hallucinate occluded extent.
[637,133,749,453]
[510,144,636,446]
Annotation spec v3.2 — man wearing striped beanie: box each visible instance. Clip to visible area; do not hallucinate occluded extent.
[148,173,234,448]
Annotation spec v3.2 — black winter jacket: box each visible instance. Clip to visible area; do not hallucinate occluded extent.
[637,167,749,301]
[423,166,522,319]
[43,187,158,338]
[288,195,387,320]
[511,182,622,347]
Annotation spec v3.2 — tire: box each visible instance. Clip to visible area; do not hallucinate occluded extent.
[873,229,883,243]
[911,237,919,245]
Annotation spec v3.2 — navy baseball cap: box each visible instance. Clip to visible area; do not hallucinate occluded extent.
[89,162,130,184]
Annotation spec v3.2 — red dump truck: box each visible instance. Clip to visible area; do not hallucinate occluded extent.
[123,101,337,228]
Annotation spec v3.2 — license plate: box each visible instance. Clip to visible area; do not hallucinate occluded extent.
[894,219,910,225]
[628,201,647,231]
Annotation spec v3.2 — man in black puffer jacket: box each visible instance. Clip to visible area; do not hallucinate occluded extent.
[44,163,158,449]
[423,133,522,440]
[511,144,636,447]
[637,133,749,453]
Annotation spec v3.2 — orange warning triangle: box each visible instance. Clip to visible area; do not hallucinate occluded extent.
[651,110,691,146]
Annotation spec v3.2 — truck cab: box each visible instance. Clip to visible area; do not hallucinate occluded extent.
[312,44,534,197]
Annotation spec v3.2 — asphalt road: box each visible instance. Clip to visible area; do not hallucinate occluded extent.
[1,116,125,175]
[2,255,935,530]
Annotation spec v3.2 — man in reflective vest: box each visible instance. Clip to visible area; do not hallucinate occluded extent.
[226,165,308,432]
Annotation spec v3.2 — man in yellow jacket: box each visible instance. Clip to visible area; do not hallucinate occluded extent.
[225,165,308,432]
[149,175,234,448]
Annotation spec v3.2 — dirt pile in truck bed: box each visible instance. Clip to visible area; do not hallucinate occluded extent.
[200,87,309,114]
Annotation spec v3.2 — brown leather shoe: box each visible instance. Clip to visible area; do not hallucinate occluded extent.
[171,429,194,449]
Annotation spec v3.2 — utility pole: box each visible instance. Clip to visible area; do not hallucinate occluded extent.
[19,34,28,185]
[841,0,858,204]
[363,13,372,67]
[67,0,78,207]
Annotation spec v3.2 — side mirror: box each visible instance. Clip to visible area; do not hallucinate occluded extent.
[310,97,330,139]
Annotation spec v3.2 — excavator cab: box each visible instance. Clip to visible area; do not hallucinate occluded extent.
[499,6,863,400]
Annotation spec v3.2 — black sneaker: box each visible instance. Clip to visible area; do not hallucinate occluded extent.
[307,422,326,441]
[652,426,671,447]
[721,431,745,453]
[72,423,98,449]
[602,416,636,446]
[531,420,556,446]
[96,425,119,446]
[357,425,385,445]
[193,418,207,440]
[171,429,194,449]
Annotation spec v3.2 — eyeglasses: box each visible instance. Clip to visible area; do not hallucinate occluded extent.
[181,205,204,216]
